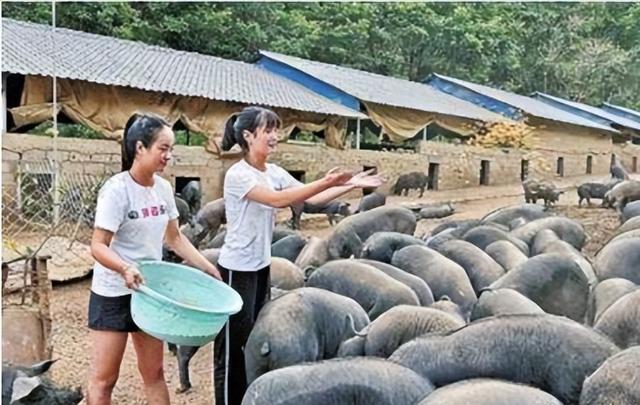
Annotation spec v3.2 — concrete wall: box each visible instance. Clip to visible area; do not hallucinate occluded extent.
[4,129,634,205]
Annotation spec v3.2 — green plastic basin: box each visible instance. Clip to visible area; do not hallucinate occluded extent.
[131,261,242,346]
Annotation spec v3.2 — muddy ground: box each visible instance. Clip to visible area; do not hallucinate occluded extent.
[38,184,624,404]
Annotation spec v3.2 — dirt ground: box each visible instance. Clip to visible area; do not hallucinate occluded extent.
[40,180,625,404]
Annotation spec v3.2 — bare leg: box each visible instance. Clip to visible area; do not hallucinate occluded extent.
[131,332,170,405]
[87,330,128,405]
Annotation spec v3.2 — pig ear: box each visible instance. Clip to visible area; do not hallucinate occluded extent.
[25,359,58,377]
[11,375,42,403]
[303,266,316,280]
[260,341,271,356]
[344,202,351,207]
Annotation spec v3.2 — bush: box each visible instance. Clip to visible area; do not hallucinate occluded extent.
[174,130,209,146]
[27,121,106,139]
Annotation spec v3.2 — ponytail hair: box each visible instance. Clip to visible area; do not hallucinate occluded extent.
[221,106,281,153]
[121,112,169,171]
[221,114,240,152]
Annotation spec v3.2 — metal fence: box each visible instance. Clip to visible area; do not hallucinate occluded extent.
[2,157,112,283]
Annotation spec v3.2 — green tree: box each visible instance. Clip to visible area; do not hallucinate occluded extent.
[3,2,638,109]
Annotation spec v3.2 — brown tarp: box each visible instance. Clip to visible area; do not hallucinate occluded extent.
[363,101,484,142]
[10,75,349,152]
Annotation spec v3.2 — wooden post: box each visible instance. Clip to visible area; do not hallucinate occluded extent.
[34,256,53,358]
[2,262,8,294]
[423,125,428,141]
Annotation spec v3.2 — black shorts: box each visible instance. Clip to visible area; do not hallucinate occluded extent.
[88,291,140,332]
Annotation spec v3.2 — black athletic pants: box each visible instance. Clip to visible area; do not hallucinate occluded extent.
[214,264,270,405]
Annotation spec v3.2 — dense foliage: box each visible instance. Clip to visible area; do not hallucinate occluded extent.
[4,2,639,109]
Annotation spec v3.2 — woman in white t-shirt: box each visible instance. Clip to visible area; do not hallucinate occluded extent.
[87,113,222,405]
[214,106,383,405]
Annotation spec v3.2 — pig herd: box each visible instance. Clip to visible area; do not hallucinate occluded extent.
[165,196,640,405]
[5,174,640,405]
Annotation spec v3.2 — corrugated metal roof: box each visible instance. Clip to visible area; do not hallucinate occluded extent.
[431,73,617,133]
[1,18,365,119]
[259,50,510,123]
[601,102,640,124]
[533,92,640,132]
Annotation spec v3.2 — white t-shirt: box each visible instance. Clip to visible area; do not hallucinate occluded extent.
[91,171,179,297]
[218,159,302,271]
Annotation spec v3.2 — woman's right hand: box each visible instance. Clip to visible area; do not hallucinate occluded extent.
[122,264,144,290]
[323,167,354,187]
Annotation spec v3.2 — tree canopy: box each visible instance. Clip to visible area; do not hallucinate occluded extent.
[4,2,639,109]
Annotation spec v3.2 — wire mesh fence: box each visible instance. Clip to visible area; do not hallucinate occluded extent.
[2,157,112,283]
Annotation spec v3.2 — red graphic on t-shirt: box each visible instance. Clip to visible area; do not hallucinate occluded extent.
[136,205,166,219]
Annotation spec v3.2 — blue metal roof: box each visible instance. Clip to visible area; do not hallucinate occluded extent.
[426,73,617,133]
[258,50,510,124]
[600,102,640,125]
[427,75,524,121]
[256,57,361,112]
[532,92,640,133]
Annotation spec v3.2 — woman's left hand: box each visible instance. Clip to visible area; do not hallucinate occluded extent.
[347,169,386,189]
[205,266,223,281]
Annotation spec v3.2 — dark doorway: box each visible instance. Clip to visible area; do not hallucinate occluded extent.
[5,73,26,130]
[287,170,306,183]
[557,157,564,177]
[176,176,200,195]
[362,165,377,195]
[521,159,529,181]
[633,157,638,173]
[586,156,593,174]
[427,163,439,190]
[480,160,490,186]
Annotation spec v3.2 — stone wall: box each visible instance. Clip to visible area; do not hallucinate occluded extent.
[528,120,614,178]
[271,142,425,196]
[4,129,635,204]
[418,140,524,189]
[613,142,640,173]
[2,133,228,203]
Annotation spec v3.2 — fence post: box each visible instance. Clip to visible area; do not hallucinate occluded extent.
[33,255,53,359]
